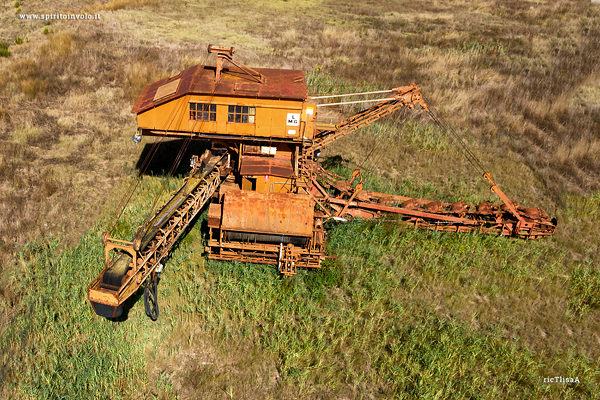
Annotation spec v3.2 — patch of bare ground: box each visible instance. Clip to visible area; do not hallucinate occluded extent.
[145,323,282,400]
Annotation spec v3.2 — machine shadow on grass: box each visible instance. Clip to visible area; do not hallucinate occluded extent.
[110,289,145,322]
[107,275,165,322]
[320,154,350,170]
[135,138,213,177]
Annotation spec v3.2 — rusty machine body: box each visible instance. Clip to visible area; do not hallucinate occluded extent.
[88,46,557,319]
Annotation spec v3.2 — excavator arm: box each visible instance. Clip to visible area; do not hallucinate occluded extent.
[302,84,428,160]
[300,86,557,239]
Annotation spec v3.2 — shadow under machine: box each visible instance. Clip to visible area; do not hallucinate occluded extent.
[87,45,557,319]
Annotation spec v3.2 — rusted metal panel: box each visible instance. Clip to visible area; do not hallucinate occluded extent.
[153,78,181,102]
[132,64,307,114]
[221,190,314,237]
[239,155,294,178]
[234,82,260,94]
[207,202,221,228]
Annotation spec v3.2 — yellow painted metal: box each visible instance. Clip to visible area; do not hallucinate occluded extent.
[136,94,309,140]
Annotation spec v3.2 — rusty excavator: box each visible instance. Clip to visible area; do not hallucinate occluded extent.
[87,45,557,319]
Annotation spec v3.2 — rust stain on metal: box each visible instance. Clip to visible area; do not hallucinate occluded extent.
[328,197,479,225]
[241,154,294,177]
[207,203,221,228]
[234,82,260,93]
[239,156,294,178]
[451,200,467,213]
[476,201,492,214]
[425,201,441,212]
[221,190,314,237]
[401,198,419,209]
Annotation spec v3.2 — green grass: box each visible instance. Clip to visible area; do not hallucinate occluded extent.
[568,261,600,320]
[164,215,600,397]
[1,174,599,398]
[0,42,10,58]
[0,173,204,397]
[306,69,383,97]
[0,175,185,399]
[0,233,150,398]
[307,71,505,207]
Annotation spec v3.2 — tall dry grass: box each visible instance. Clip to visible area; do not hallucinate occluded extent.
[0,23,196,258]
[266,0,600,198]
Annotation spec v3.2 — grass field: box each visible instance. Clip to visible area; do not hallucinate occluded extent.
[1,0,600,398]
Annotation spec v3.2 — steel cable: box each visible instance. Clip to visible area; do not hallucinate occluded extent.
[422,96,487,176]
[109,98,184,236]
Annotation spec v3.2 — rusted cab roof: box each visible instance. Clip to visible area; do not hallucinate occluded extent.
[131,64,307,114]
